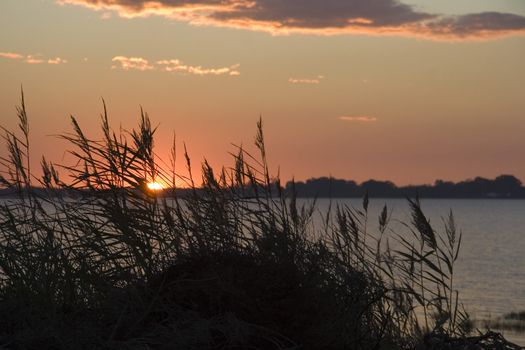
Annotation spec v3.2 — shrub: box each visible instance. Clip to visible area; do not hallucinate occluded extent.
[0,92,472,349]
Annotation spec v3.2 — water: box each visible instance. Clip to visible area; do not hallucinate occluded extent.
[306,198,525,343]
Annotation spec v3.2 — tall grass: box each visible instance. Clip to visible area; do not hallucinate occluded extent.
[0,92,476,349]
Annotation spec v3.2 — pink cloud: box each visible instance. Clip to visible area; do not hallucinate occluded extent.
[0,51,68,65]
[25,55,45,64]
[157,59,240,76]
[112,56,154,71]
[289,75,324,85]
[48,57,68,64]
[57,0,525,40]
[111,56,241,76]
[339,116,378,122]
[0,52,24,60]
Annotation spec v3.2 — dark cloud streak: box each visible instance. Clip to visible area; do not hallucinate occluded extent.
[59,0,525,39]
[211,0,434,28]
[422,12,525,38]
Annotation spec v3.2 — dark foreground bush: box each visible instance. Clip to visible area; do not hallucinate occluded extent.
[0,93,520,349]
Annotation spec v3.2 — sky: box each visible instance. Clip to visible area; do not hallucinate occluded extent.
[1,0,525,186]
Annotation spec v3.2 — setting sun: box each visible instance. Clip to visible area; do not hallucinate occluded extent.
[146,182,164,191]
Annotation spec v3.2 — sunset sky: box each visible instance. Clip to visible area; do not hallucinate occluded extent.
[1,0,525,186]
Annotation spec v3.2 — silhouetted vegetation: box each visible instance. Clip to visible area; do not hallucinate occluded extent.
[476,311,525,334]
[506,312,525,321]
[0,93,521,349]
[288,175,525,198]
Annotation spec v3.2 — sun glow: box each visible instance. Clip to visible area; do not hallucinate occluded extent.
[146,182,164,191]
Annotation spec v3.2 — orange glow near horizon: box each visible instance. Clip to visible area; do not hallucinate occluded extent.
[1,0,525,186]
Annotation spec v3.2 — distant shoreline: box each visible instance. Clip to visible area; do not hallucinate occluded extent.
[286,174,525,199]
[2,173,525,199]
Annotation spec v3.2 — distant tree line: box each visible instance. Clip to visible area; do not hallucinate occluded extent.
[285,175,525,198]
[1,174,524,199]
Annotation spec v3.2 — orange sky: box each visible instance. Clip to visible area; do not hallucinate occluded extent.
[1,0,525,186]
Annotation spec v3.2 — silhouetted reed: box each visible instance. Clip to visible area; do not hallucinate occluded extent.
[1,91,518,349]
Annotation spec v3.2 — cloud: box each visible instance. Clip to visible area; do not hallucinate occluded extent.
[339,116,377,122]
[157,59,240,76]
[57,0,525,40]
[289,75,324,84]
[112,56,154,71]
[0,52,24,60]
[25,55,45,64]
[48,57,68,64]
[111,56,241,76]
[0,51,68,65]
[417,12,525,39]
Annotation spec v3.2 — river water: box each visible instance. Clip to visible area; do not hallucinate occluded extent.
[305,198,525,344]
